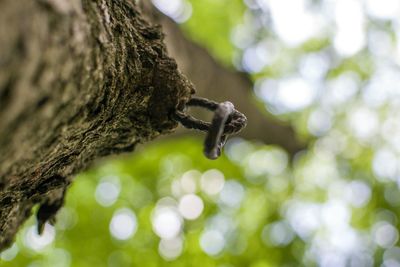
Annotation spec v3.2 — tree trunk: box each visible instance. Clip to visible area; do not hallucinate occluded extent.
[0,0,193,250]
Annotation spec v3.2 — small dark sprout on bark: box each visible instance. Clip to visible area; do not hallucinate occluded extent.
[172,96,247,159]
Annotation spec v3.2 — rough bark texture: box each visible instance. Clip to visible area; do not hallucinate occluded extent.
[0,0,193,250]
[142,5,305,156]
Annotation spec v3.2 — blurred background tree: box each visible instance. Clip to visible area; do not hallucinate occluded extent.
[2,0,400,266]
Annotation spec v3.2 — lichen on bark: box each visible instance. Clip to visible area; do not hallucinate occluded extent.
[0,0,193,250]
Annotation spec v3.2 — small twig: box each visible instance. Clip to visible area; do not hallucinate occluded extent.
[204,102,234,159]
[172,97,247,160]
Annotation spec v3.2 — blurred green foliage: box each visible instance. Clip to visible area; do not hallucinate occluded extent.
[2,138,299,267]
[182,0,245,65]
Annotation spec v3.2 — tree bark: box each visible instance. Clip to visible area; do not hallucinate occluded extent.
[0,0,193,250]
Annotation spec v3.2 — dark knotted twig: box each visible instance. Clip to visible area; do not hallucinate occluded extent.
[172,97,247,159]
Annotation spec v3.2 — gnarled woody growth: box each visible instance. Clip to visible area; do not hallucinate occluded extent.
[0,0,193,250]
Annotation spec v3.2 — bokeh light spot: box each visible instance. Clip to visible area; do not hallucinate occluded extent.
[24,223,55,251]
[200,230,225,256]
[95,176,121,207]
[159,237,183,260]
[109,208,138,240]
[200,169,225,196]
[178,194,204,220]
[219,180,245,209]
[152,206,182,240]
[373,222,399,248]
